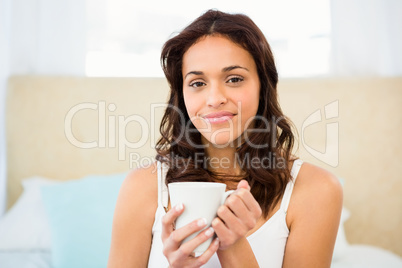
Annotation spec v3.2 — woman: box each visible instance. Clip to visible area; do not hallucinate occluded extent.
[108,9,342,268]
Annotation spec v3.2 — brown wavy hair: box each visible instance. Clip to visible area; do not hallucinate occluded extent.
[156,9,295,217]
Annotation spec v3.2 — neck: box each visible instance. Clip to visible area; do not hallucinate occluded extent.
[204,143,243,176]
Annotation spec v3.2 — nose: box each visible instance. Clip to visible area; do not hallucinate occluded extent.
[206,83,227,108]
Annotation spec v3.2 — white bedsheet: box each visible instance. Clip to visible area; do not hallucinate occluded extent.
[0,250,52,268]
[332,244,402,268]
[1,245,401,268]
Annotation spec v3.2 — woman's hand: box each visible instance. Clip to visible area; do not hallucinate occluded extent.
[212,180,262,250]
[161,203,220,268]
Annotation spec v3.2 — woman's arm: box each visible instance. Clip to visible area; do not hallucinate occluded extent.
[215,237,259,268]
[107,164,158,268]
[283,163,343,268]
[214,180,261,268]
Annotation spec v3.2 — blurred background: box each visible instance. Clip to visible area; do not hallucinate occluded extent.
[0,0,401,267]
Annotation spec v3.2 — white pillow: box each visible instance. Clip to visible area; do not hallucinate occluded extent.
[332,207,351,261]
[0,176,58,250]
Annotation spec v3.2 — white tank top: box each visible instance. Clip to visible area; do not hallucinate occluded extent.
[147,159,303,267]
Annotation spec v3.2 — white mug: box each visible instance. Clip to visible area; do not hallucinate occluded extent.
[168,182,235,253]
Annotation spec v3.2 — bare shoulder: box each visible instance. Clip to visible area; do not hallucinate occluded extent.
[116,162,159,219]
[295,162,342,195]
[287,161,343,225]
[121,162,159,199]
[108,162,159,267]
[283,162,343,267]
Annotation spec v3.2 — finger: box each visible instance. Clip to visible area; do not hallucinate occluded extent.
[237,180,250,190]
[232,188,262,218]
[164,218,208,252]
[161,203,184,241]
[223,194,254,228]
[177,226,215,257]
[234,181,258,211]
[195,237,220,266]
[225,189,253,214]
[211,217,234,249]
[216,203,245,232]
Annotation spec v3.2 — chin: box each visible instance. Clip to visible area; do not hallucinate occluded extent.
[202,133,241,147]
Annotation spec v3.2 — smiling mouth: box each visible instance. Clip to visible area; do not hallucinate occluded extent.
[205,116,233,123]
[202,112,236,124]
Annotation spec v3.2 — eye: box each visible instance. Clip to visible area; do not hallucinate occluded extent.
[189,81,206,88]
[227,76,244,84]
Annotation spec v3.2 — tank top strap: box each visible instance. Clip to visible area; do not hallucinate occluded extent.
[157,161,169,210]
[280,159,303,212]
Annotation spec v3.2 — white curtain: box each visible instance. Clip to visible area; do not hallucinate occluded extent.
[0,0,11,216]
[0,0,86,215]
[9,0,86,75]
[330,0,402,76]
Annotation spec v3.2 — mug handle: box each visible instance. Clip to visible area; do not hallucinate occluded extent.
[221,190,235,205]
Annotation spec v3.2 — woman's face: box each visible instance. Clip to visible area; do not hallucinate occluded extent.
[182,35,260,148]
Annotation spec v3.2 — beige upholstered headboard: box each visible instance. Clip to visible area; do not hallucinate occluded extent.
[6,76,169,204]
[6,75,402,256]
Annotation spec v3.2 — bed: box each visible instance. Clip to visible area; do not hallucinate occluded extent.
[1,76,401,267]
[1,175,401,268]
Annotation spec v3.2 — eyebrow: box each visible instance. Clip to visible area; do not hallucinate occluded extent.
[222,65,249,73]
[184,65,249,79]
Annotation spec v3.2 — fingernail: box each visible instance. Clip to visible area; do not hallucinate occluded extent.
[205,227,214,237]
[175,203,183,211]
[214,238,219,245]
[197,218,207,227]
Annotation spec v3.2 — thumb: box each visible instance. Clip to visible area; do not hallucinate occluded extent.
[237,180,250,191]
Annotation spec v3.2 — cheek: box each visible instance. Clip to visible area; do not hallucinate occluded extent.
[183,91,196,117]
[183,92,204,127]
[236,91,260,131]
[237,91,259,116]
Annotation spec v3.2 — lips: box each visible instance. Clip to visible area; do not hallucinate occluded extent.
[202,111,236,124]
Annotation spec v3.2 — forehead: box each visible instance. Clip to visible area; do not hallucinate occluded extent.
[182,35,256,73]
